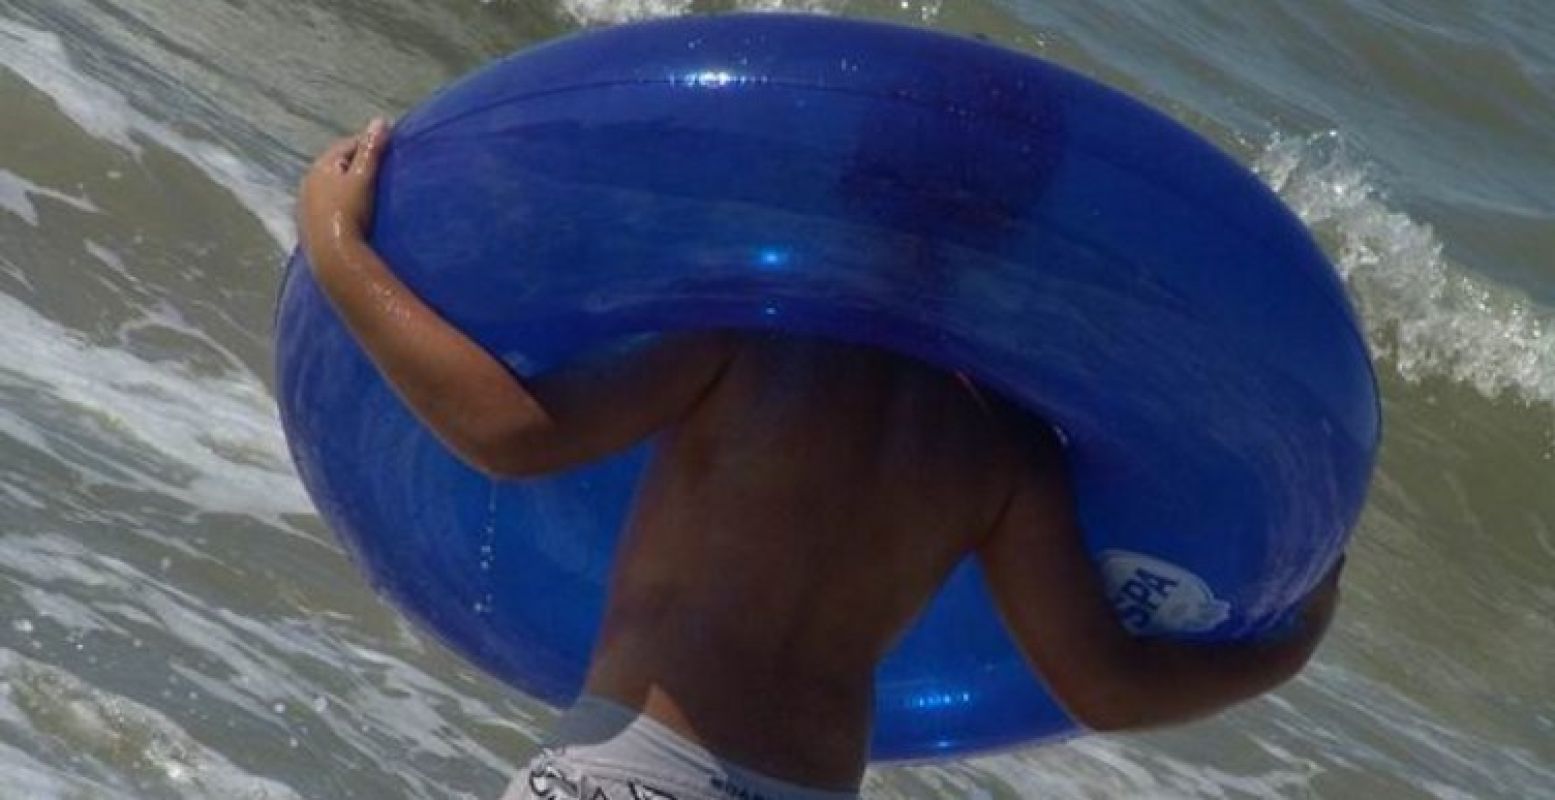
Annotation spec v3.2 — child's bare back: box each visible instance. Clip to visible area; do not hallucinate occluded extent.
[584,335,1025,786]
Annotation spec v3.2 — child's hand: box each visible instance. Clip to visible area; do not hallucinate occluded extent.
[298,117,390,267]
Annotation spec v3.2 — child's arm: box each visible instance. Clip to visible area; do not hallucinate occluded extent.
[297,120,734,478]
[976,424,1340,732]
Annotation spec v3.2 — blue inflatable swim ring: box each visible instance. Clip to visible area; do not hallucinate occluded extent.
[275,14,1378,760]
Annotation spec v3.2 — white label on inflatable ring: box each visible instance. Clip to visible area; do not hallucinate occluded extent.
[1100,550,1232,635]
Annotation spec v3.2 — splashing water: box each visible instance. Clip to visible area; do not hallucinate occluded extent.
[559,0,942,25]
[1256,131,1555,409]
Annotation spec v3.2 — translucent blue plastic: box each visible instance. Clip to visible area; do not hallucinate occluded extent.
[275,14,1378,761]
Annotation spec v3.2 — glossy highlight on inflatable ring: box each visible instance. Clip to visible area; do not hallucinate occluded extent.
[275,13,1379,760]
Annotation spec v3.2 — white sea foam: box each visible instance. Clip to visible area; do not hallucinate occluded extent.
[558,0,858,25]
[0,169,98,227]
[0,738,116,800]
[0,532,537,796]
[0,19,293,249]
[1255,131,1555,408]
[0,291,310,524]
[558,0,692,24]
[0,648,305,799]
[556,0,942,24]
[737,0,845,15]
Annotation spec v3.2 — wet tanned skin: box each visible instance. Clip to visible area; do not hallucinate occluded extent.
[583,336,1022,787]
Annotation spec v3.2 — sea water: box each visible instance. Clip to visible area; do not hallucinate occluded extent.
[0,0,1550,797]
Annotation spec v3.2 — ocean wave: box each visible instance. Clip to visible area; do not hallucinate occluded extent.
[1255,130,1555,409]
[0,290,309,526]
[0,18,293,250]
[0,648,304,799]
[0,531,543,798]
[557,0,943,26]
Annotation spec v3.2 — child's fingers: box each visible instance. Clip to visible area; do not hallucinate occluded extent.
[350,117,391,178]
[315,136,359,173]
